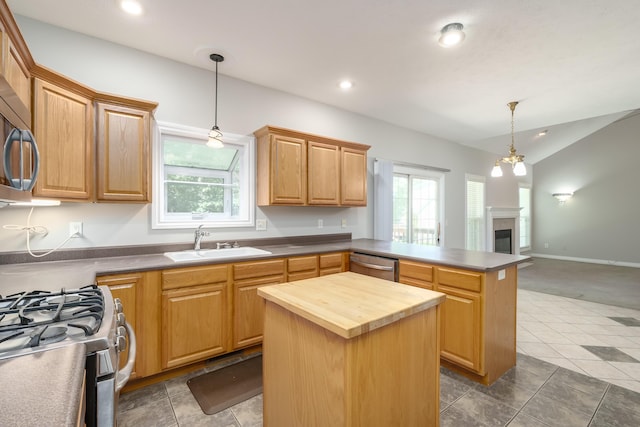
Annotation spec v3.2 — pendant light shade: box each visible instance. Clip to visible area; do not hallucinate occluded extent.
[207,53,224,148]
[491,101,526,177]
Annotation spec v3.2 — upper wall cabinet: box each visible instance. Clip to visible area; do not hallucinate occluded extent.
[31,66,157,203]
[95,102,151,202]
[32,77,94,200]
[254,126,370,207]
[0,1,34,128]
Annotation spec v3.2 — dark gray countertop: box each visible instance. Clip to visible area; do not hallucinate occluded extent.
[0,343,86,426]
[0,238,529,294]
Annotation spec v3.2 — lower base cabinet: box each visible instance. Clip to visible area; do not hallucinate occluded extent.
[161,265,230,369]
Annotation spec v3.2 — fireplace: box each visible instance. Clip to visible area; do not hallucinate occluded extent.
[486,207,522,255]
[494,229,512,254]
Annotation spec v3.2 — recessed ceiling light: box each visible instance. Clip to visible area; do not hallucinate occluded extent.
[438,23,465,48]
[339,80,354,90]
[537,130,548,137]
[120,0,143,16]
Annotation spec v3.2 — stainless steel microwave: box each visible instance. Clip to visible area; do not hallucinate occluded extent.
[0,112,38,204]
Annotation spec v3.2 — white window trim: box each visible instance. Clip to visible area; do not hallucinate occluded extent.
[152,121,255,229]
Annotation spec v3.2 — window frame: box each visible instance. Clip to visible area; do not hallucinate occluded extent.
[519,184,532,251]
[465,174,486,251]
[152,121,255,229]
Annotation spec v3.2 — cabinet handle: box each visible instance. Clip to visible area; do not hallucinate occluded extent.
[350,259,395,271]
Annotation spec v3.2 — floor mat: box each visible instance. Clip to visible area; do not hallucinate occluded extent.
[187,355,263,415]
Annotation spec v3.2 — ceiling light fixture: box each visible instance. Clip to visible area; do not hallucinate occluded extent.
[438,23,465,47]
[339,80,353,90]
[120,0,143,16]
[207,53,225,148]
[491,101,527,177]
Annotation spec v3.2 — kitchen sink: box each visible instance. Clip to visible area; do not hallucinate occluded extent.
[164,247,272,262]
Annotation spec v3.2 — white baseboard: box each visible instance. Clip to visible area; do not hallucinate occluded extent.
[529,253,640,269]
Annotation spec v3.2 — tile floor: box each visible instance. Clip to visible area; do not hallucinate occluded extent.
[117,289,640,426]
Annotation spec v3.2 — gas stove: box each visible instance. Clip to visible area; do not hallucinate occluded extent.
[0,284,115,359]
[0,284,135,426]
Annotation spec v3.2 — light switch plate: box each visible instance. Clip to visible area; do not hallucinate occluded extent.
[256,219,267,231]
[498,269,506,280]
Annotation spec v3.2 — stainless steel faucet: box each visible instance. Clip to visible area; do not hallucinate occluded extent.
[194,225,209,250]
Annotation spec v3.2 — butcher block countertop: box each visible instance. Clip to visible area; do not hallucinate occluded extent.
[258,271,445,339]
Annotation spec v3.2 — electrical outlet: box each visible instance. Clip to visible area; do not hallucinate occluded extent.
[69,222,83,238]
[544,242,549,248]
[341,218,347,228]
[256,219,267,231]
[317,219,323,228]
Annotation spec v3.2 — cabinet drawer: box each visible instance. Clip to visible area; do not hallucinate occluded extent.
[162,264,229,290]
[319,252,344,269]
[399,260,434,283]
[437,267,483,293]
[288,255,318,273]
[233,259,286,280]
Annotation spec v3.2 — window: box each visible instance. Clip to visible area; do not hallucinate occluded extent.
[519,185,531,249]
[465,174,485,251]
[392,166,443,246]
[152,122,255,229]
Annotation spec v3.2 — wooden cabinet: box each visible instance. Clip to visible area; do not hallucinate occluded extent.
[399,259,517,385]
[287,255,319,281]
[255,126,370,207]
[340,147,368,206]
[399,260,435,290]
[232,259,286,349]
[32,77,94,200]
[319,252,347,276]
[0,5,32,128]
[307,141,340,205]
[96,271,162,379]
[31,66,157,203]
[96,102,151,202]
[161,265,230,369]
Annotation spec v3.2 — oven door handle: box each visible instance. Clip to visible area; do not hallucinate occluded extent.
[115,321,136,394]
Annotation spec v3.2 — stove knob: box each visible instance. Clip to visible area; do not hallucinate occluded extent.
[116,312,126,327]
[114,298,124,314]
[115,335,127,353]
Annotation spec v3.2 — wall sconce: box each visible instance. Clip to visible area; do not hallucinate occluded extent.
[553,193,573,204]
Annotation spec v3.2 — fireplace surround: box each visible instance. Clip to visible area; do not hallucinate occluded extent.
[486,207,522,255]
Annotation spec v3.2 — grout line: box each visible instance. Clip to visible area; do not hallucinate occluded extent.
[586,383,611,427]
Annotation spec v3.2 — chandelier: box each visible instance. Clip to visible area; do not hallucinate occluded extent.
[491,101,526,177]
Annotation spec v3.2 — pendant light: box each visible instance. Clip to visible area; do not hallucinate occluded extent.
[491,101,526,177]
[207,53,224,148]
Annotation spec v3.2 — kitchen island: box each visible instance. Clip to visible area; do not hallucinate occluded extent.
[258,272,446,427]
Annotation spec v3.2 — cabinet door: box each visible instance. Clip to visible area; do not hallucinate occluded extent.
[307,141,340,205]
[319,252,346,276]
[96,103,151,202]
[97,274,140,379]
[162,283,228,369]
[436,284,483,374]
[270,134,306,205]
[233,259,285,349]
[341,147,367,206]
[0,25,30,125]
[32,78,93,200]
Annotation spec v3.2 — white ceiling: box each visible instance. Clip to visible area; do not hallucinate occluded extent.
[8,0,640,163]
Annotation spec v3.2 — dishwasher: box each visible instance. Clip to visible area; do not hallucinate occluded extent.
[349,252,398,282]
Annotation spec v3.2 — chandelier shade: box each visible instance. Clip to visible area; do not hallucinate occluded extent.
[491,101,526,177]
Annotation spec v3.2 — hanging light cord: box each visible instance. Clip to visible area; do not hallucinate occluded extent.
[2,207,77,258]
[214,58,219,128]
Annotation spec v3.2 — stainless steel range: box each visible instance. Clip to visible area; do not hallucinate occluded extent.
[0,284,135,426]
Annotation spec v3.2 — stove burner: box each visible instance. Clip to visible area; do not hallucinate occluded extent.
[0,285,105,354]
[28,326,68,347]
